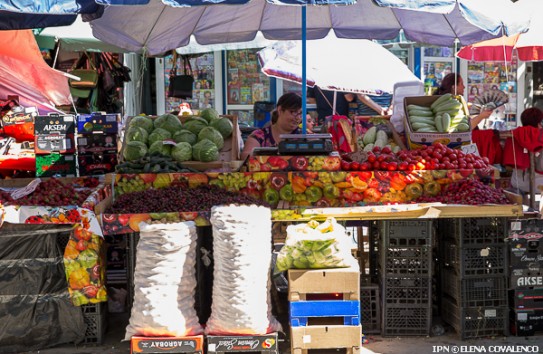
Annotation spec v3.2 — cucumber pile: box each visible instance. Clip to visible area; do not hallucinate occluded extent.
[407,93,470,133]
[360,126,401,153]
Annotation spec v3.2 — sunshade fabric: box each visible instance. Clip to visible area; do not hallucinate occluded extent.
[456,0,543,62]
[258,35,421,95]
[0,0,101,30]
[0,30,71,111]
[88,0,530,56]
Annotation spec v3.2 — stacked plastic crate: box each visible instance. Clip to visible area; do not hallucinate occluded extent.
[288,266,361,354]
[377,220,433,336]
[508,219,543,336]
[76,112,119,176]
[34,113,77,177]
[439,218,509,339]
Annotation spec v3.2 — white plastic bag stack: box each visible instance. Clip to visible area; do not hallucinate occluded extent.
[206,205,281,335]
[124,221,202,339]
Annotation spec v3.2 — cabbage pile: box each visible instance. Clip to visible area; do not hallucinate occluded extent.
[122,109,233,163]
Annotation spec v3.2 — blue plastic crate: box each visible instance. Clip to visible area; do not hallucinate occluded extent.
[289,300,360,327]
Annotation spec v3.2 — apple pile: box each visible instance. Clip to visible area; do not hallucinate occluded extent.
[341,143,491,172]
[0,178,99,206]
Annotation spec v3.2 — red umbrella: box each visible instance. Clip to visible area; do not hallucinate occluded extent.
[456,34,519,62]
[457,0,543,62]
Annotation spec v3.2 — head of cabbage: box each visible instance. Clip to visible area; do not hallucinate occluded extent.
[123,141,148,161]
[173,129,197,145]
[171,142,192,163]
[210,117,233,139]
[198,126,224,150]
[125,126,148,144]
[129,116,154,134]
[154,113,183,133]
[192,139,219,162]
[148,128,172,146]
[148,140,172,156]
[183,118,208,135]
[199,108,219,124]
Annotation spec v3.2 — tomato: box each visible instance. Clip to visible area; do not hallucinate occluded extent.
[381,146,392,154]
[341,160,351,171]
[367,153,376,163]
[398,162,408,171]
[360,162,370,171]
[350,162,360,171]
[387,162,398,171]
[380,162,389,170]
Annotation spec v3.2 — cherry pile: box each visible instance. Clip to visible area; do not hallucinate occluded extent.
[341,143,490,171]
[107,184,269,214]
[0,178,98,206]
[416,179,510,205]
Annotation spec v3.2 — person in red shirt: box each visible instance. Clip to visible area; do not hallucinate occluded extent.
[503,107,543,195]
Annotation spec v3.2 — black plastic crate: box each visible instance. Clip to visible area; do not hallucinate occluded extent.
[379,220,433,242]
[441,269,507,308]
[380,276,432,306]
[441,296,508,340]
[360,283,380,334]
[441,240,507,277]
[378,243,432,276]
[382,304,432,337]
[81,302,107,344]
[440,218,508,245]
[368,220,380,284]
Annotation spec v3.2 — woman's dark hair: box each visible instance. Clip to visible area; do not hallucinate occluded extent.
[520,107,543,127]
[271,92,302,124]
[436,73,461,95]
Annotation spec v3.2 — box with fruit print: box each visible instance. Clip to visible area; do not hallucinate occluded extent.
[35,153,77,177]
[247,154,342,172]
[77,112,120,134]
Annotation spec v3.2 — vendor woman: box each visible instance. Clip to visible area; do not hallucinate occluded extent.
[241,92,302,160]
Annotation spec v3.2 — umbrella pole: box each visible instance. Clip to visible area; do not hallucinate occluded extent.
[301,5,307,134]
[333,91,337,115]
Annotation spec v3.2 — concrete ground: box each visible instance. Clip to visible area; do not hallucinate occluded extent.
[19,312,543,354]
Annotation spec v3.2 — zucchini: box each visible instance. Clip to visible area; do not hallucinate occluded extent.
[435,114,444,132]
[442,112,452,132]
[410,116,437,125]
[412,122,436,131]
[430,93,453,109]
[433,100,462,113]
[363,143,374,152]
[417,127,439,133]
[407,104,432,111]
[363,126,377,145]
[408,109,434,117]
[456,122,470,132]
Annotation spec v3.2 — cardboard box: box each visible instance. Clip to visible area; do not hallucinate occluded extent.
[290,325,361,352]
[207,333,278,353]
[131,335,203,354]
[122,115,240,172]
[510,269,543,289]
[508,230,543,269]
[510,289,543,310]
[78,153,118,176]
[288,264,360,301]
[77,113,120,134]
[510,309,543,336]
[403,95,471,150]
[34,114,76,154]
[77,134,118,154]
[35,153,77,177]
